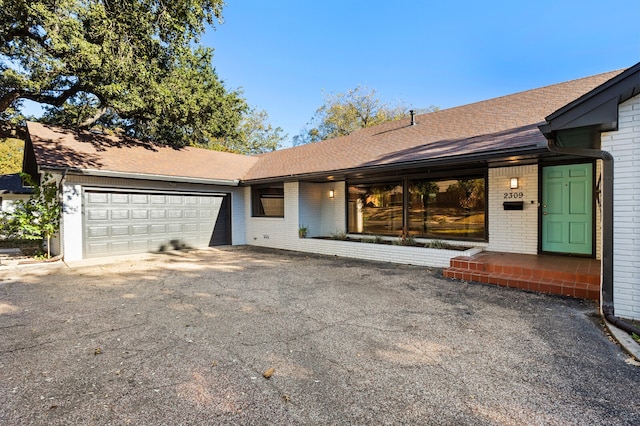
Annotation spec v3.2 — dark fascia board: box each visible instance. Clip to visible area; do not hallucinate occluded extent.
[240,145,550,185]
[38,165,240,187]
[540,62,640,137]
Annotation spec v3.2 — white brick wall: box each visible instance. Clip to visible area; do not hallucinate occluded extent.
[228,188,246,245]
[245,181,299,249]
[601,93,640,320]
[295,238,482,268]
[247,181,347,249]
[487,165,538,254]
[298,182,323,237]
[60,183,83,260]
[315,181,345,236]
[244,180,478,268]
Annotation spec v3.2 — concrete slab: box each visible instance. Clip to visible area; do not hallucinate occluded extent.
[606,321,640,362]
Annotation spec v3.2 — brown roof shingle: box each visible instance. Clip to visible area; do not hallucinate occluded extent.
[26,68,624,185]
[243,69,623,181]
[27,122,258,184]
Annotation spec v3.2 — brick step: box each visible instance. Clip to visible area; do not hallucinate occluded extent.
[448,257,600,286]
[443,267,599,300]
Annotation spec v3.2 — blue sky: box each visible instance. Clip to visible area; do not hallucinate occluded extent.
[207,0,639,146]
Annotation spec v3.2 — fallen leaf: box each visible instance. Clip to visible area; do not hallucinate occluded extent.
[94,348,102,355]
[263,367,275,379]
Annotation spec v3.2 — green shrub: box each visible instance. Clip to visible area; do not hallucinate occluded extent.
[1,173,60,258]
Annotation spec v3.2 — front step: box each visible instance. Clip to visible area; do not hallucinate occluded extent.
[443,253,600,300]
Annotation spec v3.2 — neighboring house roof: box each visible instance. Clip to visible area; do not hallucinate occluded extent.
[0,173,32,194]
[243,69,623,182]
[26,122,259,186]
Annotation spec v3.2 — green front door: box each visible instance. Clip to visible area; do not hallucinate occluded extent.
[541,163,593,255]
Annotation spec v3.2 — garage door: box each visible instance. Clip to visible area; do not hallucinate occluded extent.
[83,190,231,258]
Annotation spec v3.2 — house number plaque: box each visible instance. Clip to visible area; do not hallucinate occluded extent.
[503,192,524,199]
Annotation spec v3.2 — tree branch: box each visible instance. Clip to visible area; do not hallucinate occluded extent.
[20,84,84,108]
[0,91,22,112]
[2,26,50,52]
[78,106,108,128]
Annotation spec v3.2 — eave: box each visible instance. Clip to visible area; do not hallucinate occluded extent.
[540,62,640,141]
[241,144,550,185]
[39,166,241,187]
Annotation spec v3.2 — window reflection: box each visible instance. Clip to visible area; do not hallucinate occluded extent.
[348,182,403,235]
[252,184,284,217]
[409,178,485,239]
[347,176,486,240]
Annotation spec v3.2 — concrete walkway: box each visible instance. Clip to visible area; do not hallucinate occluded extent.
[1,247,639,425]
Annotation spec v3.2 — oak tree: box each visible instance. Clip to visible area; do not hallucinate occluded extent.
[0,0,253,148]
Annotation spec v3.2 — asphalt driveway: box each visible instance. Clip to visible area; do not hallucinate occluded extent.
[1,247,639,425]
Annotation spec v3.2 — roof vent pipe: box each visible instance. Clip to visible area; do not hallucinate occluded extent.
[410,110,416,126]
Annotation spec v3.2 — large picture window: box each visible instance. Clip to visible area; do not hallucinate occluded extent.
[408,177,485,239]
[348,181,403,234]
[252,184,284,217]
[347,174,486,240]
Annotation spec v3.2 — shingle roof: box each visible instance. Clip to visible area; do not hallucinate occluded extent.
[26,122,259,184]
[243,69,623,182]
[25,68,624,185]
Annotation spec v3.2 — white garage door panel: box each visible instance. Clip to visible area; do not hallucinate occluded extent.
[132,225,148,234]
[130,239,148,249]
[111,225,129,236]
[88,210,108,220]
[83,190,229,258]
[88,226,109,238]
[132,210,148,219]
[88,192,108,203]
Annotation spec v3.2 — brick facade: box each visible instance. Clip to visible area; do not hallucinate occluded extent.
[601,93,640,320]
[487,165,539,254]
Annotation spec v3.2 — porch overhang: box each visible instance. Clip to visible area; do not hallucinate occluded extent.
[242,145,550,185]
[538,62,640,316]
[539,62,640,146]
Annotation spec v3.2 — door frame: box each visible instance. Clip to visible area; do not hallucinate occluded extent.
[538,159,597,257]
[210,193,232,246]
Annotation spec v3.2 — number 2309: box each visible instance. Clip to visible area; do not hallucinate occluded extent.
[504,192,524,199]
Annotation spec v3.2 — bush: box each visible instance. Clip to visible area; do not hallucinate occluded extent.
[0,173,60,258]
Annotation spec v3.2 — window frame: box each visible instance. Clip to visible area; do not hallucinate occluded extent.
[346,168,488,242]
[251,184,285,218]
[407,175,486,241]
[347,180,404,236]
